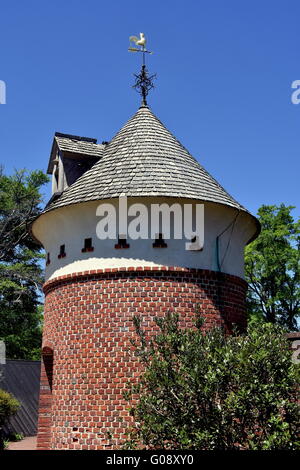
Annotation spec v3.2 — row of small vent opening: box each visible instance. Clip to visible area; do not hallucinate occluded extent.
[46,235,168,266]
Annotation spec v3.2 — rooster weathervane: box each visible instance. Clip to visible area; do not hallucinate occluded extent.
[128,32,156,106]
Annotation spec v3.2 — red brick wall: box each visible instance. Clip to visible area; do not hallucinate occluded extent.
[37,348,53,449]
[37,266,247,450]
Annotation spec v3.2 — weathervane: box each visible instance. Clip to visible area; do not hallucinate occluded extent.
[128,33,156,106]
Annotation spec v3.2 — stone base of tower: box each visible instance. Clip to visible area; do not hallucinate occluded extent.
[36,266,247,450]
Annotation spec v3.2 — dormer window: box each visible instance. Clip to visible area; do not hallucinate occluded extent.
[58,244,66,259]
[48,133,102,196]
[82,238,94,253]
[153,233,167,248]
[114,235,130,249]
[51,157,59,194]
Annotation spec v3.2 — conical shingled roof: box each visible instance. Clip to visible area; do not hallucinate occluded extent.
[45,105,248,213]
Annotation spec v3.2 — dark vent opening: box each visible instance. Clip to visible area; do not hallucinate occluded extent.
[153,233,167,248]
[115,237,130,249]
[58,244,66,259]
[82,238,94,253]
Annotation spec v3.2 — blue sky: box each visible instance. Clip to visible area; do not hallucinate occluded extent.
[0,0,299,220]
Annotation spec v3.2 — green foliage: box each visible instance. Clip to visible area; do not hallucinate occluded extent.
[245,204,300,330]
[0,168,49,359]
[0,389,20,428]
[8,432,24,442]
[3,439,10,449]
[0,389,20,450]
[125,313,300,450]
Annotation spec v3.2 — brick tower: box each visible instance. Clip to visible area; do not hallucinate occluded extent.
[32,103,259,449]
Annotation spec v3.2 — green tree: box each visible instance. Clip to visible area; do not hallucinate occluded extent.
[125,313,299,450]
[245,204,300,330]
[0,168,49,359]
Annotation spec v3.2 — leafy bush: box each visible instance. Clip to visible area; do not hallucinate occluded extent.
[125,313,300,450]
[0,389,20,449]
[7,432,24,442]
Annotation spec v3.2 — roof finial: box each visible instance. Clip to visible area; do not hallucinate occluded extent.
[128,33,156,106]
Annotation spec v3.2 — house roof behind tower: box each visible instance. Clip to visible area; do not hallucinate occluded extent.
[47,132,106,174]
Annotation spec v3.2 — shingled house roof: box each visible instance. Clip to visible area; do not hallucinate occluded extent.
[47,133,106,174]
[45,105,249,214]
[55,135,105,156]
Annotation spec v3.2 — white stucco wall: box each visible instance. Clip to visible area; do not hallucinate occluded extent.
[32,197,258,281]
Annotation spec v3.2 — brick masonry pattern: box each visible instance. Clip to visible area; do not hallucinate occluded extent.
[37,266,247,450]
